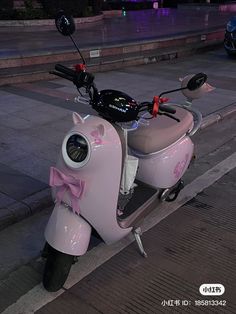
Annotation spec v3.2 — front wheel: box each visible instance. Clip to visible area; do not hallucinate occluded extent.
[43,243,74,292]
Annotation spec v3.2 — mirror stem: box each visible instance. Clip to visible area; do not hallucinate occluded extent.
[69,34,86,65]
[159,87,187,98]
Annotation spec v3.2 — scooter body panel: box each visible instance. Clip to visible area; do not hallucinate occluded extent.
[48,114,132,249]
[45,203,92,256]
[134,135,194,188]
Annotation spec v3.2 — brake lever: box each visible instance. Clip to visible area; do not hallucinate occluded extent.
[159,112,180,122]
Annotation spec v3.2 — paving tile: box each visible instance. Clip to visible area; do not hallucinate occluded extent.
[21,125,67,145]
[7,201,31,222]
[37,292,101,314]
[0,94,39,114]
[0,130,60,163]
[35,80,64,89]
[10,110,63,127]
[0,208,15,230]
[0,113,34,129]
[0,207,50,281]
[22,187,53,215]
[0,192,15,208]
[10,155,53,184]
[0,90,10,97]
[0,162,47,201]
[0,143,29,164]
[0,265,41,313]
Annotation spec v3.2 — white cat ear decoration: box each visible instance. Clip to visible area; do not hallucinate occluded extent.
[72,112,105,145]
[73,112,85,124]
[179,74,215,100]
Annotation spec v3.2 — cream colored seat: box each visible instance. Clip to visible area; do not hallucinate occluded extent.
[128,106,193,154]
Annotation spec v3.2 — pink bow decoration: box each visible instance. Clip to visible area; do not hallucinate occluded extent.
[49,167,85,214]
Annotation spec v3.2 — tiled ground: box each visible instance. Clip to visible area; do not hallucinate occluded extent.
[36,168,236,314]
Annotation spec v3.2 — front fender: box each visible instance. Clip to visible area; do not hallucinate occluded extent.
[45,203,91,256]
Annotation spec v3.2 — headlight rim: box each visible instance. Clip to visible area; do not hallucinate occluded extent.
[62,131,91,169]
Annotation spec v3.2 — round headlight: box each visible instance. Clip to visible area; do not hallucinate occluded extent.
[62,133,90,169]
[66,134,88,162]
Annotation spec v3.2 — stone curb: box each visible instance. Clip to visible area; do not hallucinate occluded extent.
[201,103,236,129]
[0,28,224,86]
[0,27,224,67]
[0,188,53,232]
[0,15,103,27]
[0,11,122,27]
[0,104,235,231]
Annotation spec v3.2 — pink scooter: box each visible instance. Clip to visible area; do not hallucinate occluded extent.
[42,12,214,292]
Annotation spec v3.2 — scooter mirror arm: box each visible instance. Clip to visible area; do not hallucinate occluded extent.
[49,70,74,82]
[69,34,86,65]
[159,86,188,98]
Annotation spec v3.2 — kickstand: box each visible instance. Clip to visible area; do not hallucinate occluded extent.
[133,227,147,258]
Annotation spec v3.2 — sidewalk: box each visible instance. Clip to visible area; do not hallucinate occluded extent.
[0,6,236,85]
[0,46,236,232]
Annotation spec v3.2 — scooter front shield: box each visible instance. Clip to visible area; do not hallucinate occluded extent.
[45,202,91,256]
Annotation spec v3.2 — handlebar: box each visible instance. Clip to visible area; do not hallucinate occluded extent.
[50,64,196,125]
[159,103,176,114]
[49,70,74,82]
[138,99,178,122]
[51,64,95,90]
[55,64,77,78]
[139,100,176,114]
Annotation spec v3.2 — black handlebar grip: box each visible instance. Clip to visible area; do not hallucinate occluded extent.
[50,70,74,82]
[55,64,76,78]
[159,103,176,114]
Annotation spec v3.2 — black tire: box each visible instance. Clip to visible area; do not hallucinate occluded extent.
[225,48,236,58]
[165,192,178,202]
[43,244,74,292]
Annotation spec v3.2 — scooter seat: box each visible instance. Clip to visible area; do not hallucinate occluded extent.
[128,106,194,154]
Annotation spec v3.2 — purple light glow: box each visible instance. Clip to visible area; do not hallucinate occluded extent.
[123,0,156,2]
[219,4,236,12]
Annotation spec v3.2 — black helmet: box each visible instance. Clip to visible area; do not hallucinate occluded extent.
[93,89,139,122]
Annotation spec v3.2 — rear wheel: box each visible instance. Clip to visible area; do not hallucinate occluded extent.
[43,243,74,292]
[165,180,184,202]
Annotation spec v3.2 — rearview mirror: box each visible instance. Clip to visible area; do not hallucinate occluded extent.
[187,73,207,91]
[55,10,75,36]
[159,72,210,101]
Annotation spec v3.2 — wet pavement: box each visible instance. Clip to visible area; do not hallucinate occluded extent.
[0,7,236,58]
[1,5,235,85]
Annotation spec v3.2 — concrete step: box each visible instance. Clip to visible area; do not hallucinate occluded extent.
[0,28,224,86]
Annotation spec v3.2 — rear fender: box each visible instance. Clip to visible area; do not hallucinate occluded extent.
[45,203,91,256]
